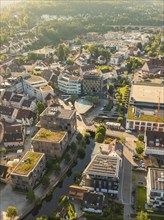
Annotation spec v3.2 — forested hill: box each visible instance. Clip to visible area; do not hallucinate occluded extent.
[0,0,163,48]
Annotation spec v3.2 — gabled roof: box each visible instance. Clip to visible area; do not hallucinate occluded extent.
[10,94,24,103]
[2,91,13,101]
[16,109,36,120]
[0,106,15,116]
[22,99,33,107]
[80,64,95,72]
[3,132,23,143]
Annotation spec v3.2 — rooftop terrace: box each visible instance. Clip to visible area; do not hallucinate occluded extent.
[12,151,43,176]
[33,128,66,142]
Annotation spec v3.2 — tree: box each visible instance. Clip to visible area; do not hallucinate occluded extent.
[96,125,106,136]
[26,190,35,202]
[57,44,65,61]
[64,153,71,164]
[95,132,104,143]
[77,147,85,159]
[37,101,46,115]
[70,142,77,153]
[84,132,90,142]
[53,163,61,175]
[6,206,18,219]
[36,215,48,220]
[117,116,123,123]
[138,134,144,142]
[74,172,81,184]
[108,84,114,95]
[66,58,74,65]
[76,132,83,142]
[42,175,50,188]
[137,211,149,220]
[136,142,144,154]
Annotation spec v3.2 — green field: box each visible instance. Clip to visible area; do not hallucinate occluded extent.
[136,186,147,211]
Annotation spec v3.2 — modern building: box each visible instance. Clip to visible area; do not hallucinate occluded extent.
[32,128,68,158]
[58,73,81,94]
[147,168,164,209]
[23,76,54,102]
[81,154,121,195]
[11,151,46,190]
[40,107,77,137]
[145,131,164,156]
[126,84,164,131]
[82,71,103,95]
[10,94,24,109]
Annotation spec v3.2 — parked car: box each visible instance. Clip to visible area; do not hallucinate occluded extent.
[125,129,132,133]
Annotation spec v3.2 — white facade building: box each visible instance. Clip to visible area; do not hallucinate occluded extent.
[147,168,164,209]
[58,73,81,94]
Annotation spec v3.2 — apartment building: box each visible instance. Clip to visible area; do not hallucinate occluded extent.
[58,73,81,94]
[81,154,121,195]
[126,84,164,131]
[145,131,164,156]
[23,76,54,102]
[11,151,46,190]
[40,107,77,137]
[32,128,68,158]
[147,168,164,209]
[0,106,18,123]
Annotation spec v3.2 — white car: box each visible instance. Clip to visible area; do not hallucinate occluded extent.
[125,129,132,134]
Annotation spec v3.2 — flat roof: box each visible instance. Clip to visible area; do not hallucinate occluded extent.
[40,85,53,92]
[149,168,164,191]
[146,130,164,149]
[26,76,46,83]
[83,154,120,178]
[12,151,44,176]
[131,84,164,104]
[33,128,66,142]
[41,107,75,119]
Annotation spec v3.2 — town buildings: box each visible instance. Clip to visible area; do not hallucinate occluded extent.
[11,151,46,190]
[147,168,164,209]
[126,84,164,131]
[40,107,77,137]
[32,128,68,158]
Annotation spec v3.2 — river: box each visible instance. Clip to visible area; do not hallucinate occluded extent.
[24,139,94,220]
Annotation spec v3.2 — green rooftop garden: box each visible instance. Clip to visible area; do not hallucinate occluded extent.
[34,128,66,142]
[13,152,43,175]
[127,107,164,123]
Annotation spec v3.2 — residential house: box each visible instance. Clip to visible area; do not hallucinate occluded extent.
[10,94,24,108]
[0,106,18,123]
[80,64,96,75]
[3,125,25,151]
[147,168,164,209]
[11,151,46,190]
[40,107,77,138]
[16,109,36,125]
[82,192,104,214]
[32,128,68,158]
[110,53,124,66]
[1,91,14,107]
[21,97,37,112]
[0,165,11,183]
[144,131,164,156]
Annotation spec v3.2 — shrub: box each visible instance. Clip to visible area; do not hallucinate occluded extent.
[138,134,144,142]
[95,132,104,143]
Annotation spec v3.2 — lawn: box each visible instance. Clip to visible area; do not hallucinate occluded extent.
[136,186,146,211]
